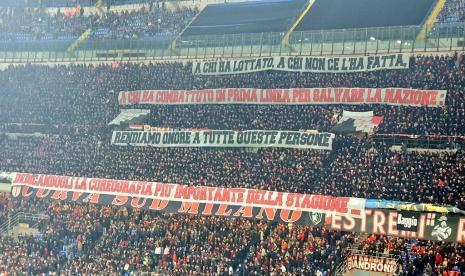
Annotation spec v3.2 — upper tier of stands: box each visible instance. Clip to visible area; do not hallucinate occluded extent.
[437,0,465,24]
[0,0,463,54]
[0,6,198,41]
[0,0,164,8]
[0,196,463,275]
[0,55,463,136]
[295,0,436,31]
[181,0,307,36]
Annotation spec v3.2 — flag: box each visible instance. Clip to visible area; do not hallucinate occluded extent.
[108,109,150,126]
[331,111,383,133]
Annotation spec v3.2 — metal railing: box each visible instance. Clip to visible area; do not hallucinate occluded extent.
[334,261,348,276]
[0,212,48,236]
[333,233,369,276]
[0,23,464,63]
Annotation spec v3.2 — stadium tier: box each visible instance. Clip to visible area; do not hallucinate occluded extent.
[0,6,198,41]
[437,0,465,24]
[0,52,465,275]
[0,56,463,135]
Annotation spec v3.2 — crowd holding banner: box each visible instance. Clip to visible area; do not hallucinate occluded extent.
[192,54,410,75]
[346,254,398,273]
[6,172,465,244]
[111,130,335,150]
[118,87,447,107]
[10,172,365,218]
[0,54,464,274]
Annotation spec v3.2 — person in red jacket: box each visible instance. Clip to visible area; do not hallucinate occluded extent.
[436,252,444,265]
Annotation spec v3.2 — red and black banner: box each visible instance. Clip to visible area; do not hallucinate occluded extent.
[6,172,465,243]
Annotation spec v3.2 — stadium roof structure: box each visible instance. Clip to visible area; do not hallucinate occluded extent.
[181,0,308,36]
[295,0,437,31]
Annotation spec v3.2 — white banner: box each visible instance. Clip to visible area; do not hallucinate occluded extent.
[119,87,447,107]
[111,130,334,150]
[192,54,410,75]
[108,109,150,126]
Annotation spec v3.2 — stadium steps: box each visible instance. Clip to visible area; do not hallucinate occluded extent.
[67,0,106,56]
[281,0,316,49]
[67,28,92,55]
[416,0,447,41]
[0,212,47,237]
[170,6,205,51]
[334,233,370,275]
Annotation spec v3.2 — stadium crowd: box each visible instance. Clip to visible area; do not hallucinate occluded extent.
[0,5,197,41]
[1,194,465,275]
[359,235,465,275]
[0,196,354,275]
[0,54,464,135]
[437,0,465,24]
[0,53,464,275]
[0,135,464,207]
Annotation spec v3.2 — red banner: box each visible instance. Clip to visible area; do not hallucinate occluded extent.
[6,172,465,243]
[118,88,447,107]
[10,173,366,218]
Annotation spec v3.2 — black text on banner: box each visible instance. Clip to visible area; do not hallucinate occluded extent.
[111,130,335,150]
[192,54,409,75]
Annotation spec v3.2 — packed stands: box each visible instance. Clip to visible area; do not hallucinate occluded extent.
[437,0,465,24]
[2,194,464,274]
[0,6,198,41]
[0,55,463,135]
[0,195,357,274]
[0,8,89,41]
[357,235,465,275]
[1,134,465,206]
[89,7,198,39]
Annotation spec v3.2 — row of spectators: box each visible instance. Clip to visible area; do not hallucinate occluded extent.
[359,235,465,275]
[437,0,465,24]
[0,54,464,135]
[0,196,352,275]
[0,5,198,41]
[0,134,463,207]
